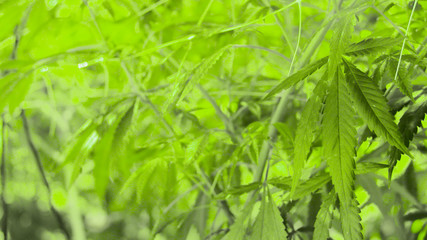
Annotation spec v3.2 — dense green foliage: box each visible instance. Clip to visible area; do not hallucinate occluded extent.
[1,0,427,239]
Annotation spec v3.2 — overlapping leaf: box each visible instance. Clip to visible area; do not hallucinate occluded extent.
[250,189,287,240]
[388,58,414,101]
[323,66,362,240]
[94,102,135,199]
[290,72,327,198]
[345,38,402,56]
[343,59,411,157]
[389,102,427,179]
[313,190,336,240]
[263,57,328,99]
[167,44,232,108]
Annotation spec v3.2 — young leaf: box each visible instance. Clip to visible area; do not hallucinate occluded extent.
[354,162,388,175]
[167,45,232,108]
[184,133,209,166]
[0,72,34,114]
[250,189,287,240]
[178,192,209,240]
[313,190,336,240]
[226,182,262,197]
[94,102,135,199]
[225,198,257,240]
[340,198,362,240]
[343,59,411,157]
[119,158,164,196]
[263,57,328,99]
[328,16,353,81]
[111,100,136,157]
[290,72,327,198]
[345,38,402,56]
[323,66,362,240]
[291,173,331,200]
[388,58,414,101]
[269,173,331,200]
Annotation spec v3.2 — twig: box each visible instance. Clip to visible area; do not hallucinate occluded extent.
[21,111,71,240]
[1,118,9,240]
[197,84,241,144]
[232,45,291,62]
[394,0,418,85]
[205,228,229,240]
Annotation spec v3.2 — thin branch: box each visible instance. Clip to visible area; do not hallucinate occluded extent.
[394,0,418,90]
[372,5,405,37]
[21,111,71,240]
[205,228,230,240]
[1,118,8,240]
[197,84,241,144]
[232,45,291,62]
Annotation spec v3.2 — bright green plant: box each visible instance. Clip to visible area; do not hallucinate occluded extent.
[1,0,427,240]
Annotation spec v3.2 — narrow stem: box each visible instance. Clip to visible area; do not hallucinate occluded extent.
[232,45,291,62]
[394,0,418,90]
[1,118,8,240]
[244,90,290,207]
[197,0,215,27]
[288,1,302,75]
[197,84,241,143]
[372,5,405,38]
[21,111,71,240]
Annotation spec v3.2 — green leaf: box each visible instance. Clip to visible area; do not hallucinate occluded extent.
[69,131,98,187]
[178,192,209,240]
[354,162,388,175]
[184,133,209,166]
[94,102,135,199]
[250,189,287,240]
[388,57,414,101]
[269,173,331,200]
[323,65,362,240]
[0,72,34,114]
[389,101,427,180]
[328,16,353,81]
[263,57,328,99]
[274,122,294,146]
[313,190,336,240]
[292,173,331,200]
[225,198,257,240]
[111,100,136,156]
[267,176,292,190]
[167,45,232,108]
[343,59,411,157]
[119,158,166,198]
[290,72,327,198]
[226,182,262,197]
[340,198,362,240]
[345,38,402,56]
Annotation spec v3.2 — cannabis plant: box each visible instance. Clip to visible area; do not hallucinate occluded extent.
[0,0,426,240]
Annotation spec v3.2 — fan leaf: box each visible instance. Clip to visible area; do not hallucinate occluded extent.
[345,38,402,56]
[313,190,336,240]
[263,57,328,99]
[389,102,427,180]
[290,71,327,198]
[388,57,414,101]
[323,65,362,240]
[343,59,411,157]
[250,189,287,240]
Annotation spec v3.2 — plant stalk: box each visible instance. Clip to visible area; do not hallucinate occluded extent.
[21,111,71,240]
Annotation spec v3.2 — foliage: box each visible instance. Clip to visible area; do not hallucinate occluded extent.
[1,0,427,240]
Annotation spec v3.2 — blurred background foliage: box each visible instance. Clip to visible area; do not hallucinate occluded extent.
[0,0,427,239]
